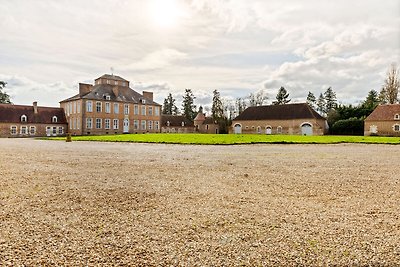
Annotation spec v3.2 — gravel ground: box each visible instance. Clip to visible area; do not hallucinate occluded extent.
[0,138,399,266]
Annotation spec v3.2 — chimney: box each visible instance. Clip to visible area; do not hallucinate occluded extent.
[142,91,153,101]
[79,83,93,96]
[33,101,38,114]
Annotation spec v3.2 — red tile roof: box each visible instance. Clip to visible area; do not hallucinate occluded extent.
[234,103,325,121]
[0,103,67,124]
[365,104,400,121]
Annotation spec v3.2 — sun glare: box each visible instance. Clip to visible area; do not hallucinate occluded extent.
[149,0,184,28]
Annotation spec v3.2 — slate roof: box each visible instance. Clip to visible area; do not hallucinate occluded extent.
[60,84,161,106]
[161,115,194,127]
[233,103,325,121]
[97,74,128,81]
[0,103,67,124]
[365,104,400,121]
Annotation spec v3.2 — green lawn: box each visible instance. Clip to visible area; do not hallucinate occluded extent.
[50,134,400,145]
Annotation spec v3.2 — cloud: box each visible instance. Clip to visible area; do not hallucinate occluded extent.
[123,49,187,71]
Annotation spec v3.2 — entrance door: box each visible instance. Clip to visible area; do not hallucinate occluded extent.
[46,127,51,136]
[123,119,129,133]
[234,124,242,134]
[301,123,313,136]
[265,126,272,135]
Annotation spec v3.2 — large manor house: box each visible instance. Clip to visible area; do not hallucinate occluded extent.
[1,73,400,137]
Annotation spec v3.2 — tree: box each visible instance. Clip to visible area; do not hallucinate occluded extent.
[323,87,337,113]
[380,63,399,104]
[362,90,379,110]
[211,90,225,121]
[306,91,316,110]
[248,90,268,107]
[235,97,247,116]
[273,86,290,105]
[182,88,196,121]
[0,81,11,104]
[316,93,326,115]
[162,93,179,115]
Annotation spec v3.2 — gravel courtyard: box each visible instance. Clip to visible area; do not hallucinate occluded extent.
[0,138,399,266]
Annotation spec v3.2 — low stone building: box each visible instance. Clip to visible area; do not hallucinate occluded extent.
[194,112,220,134]
[161,115,195,133]
[231,103,328,135]
[0,102,67,137]
[60,74,162,135]
[364,104,400,136]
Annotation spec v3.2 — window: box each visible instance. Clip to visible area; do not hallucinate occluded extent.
[155,107,160,116]
[394,124,400,131]
[87,101,93,112]
[107,80,111,84]
[114,80,118,85]
[10,126,17,135]
[155,121,159,130]
[124,104,129,115]
[105,119,110,129]
[134,105,139,115]
[141,120,146,130]
[106,95,111,100]
[77,118,80,129]
[77,101,81,113]
[206,125,209,130]
[20,126,28,135]
[52,127,57,135]
[134,120,139,130]
[21,115,27,122]
[114,103,119,114]
[113,119,119,129]
[395,114,400,120]
[58,127,64,134]
[148,120,153,130]
[52,116,58,123]
[29,126,36,135]
[69,118,72,129]
[141,105,146,115]
[257,126,261,134]
[69,103,72,114]
[86,118,93,129]
[73,118,77,129]
[73,102,77,113]
[105,102,110,113]
[122,82,126,86]
[96,102,102,113]
[277,126,282,134]
[96,118,102,129]
[148,106,153,116]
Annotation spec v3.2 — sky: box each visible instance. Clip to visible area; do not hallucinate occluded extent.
[0,0,399,110]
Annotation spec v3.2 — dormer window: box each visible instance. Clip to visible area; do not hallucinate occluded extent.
[52,116,58,123]
[107,80,111,84]
[181,121,185,127]
[21,115,27,122]
[167,121,170,127]
[105,95,111,100]
[394,114,399,120]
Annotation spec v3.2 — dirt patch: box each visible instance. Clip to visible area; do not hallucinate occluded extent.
[0,139,399,266]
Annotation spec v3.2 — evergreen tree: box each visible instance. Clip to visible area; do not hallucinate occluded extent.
[211,89,225,121]
[362,90,379,109]
[0,81,11,104]
[316,93,326,115]
[324,87,337,113]
[306,91,316,109]
[182,88,196,121]
[273,86,291,105]
[162,93,178,115]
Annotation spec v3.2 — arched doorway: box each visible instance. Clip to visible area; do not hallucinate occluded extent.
[301,123,313,136]
[265,126,272,135]
[234,124,242,134]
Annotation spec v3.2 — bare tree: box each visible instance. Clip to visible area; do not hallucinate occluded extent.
[380,63,399,104]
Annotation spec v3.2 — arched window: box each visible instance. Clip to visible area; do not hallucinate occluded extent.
[52,116,58,123]
[277,126,283,134]
[394,114,400,120]
[21,115,27,122]
[257,126,261,134]
[393,124,400,132]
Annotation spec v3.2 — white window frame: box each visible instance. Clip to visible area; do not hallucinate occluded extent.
[58,127,64,135]
[29,126,36,135]
[124,104,129,115]
[113,119,119,129]
[277,126,283,134]
[141,120,146,130]
[395,114,400,120]
[10,125,17,135]
[148,106,153,116]
[105,119,111,129]
[96,102,102,113]
[155,106,160,116]
[96,118,102,129]
[77,101,81,113]
[105,102,111,113]
[155,121,159,130]
[20,126,28,135]
[141,105,146,115]
[87,101,93,112]
[393,124,400,132]
[21,114,27,122]
[114,103,119,114]
[86,118,93,129]
[52,116,58,123]
[148,120,153,130]
[134,105,139,115]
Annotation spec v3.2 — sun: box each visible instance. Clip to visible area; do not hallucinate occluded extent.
[148,0,184,28]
